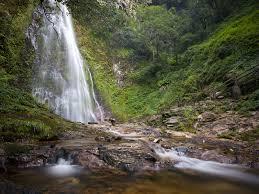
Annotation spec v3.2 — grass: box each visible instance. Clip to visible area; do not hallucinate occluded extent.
[75,4,259,121]
[178,107,198,133]
[0,82,81,141]
[236,89,259,113]
[0,0,80,141]
[1,0,258,138]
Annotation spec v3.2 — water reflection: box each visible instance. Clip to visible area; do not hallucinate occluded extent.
[2,166,259,194]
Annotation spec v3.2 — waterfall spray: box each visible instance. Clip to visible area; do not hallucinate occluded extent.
[28,0,103,123]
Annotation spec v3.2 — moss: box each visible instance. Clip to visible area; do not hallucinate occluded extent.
[236,89,259,113]
[0,0,81,140]
[75,4,259,120]
[2,0,257,127]
[178,107,198,133]
[218,128,259,142]
[0,0,38,90]
[3,143,32,156]
[238,128,259,142]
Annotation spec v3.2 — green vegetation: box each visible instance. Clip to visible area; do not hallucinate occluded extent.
[0,0,78,141]
[3,143,32,156]
[219,128,259,142]
[0,0,258,140]
[178,108,198,133]
[0,76,75,140]
[73,0,259,120]
[237,89,259,113]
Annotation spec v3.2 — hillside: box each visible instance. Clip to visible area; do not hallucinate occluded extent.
[74,0,259,120]
[0,0,258,137]
[0,1,259,193]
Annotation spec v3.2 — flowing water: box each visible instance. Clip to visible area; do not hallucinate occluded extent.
[28,0,103,123]
[153,145,259,184]
[11,1,258,193]
[1,164,259,194]
[1,133,259,194]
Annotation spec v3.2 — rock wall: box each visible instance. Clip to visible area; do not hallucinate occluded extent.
[97,0,151,15]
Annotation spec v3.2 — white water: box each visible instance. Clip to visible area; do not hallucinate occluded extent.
[29,0,103,123]
[154,145,259,184]
[45,158,82,177]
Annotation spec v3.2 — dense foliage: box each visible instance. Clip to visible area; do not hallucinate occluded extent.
[0,0,78,140]
[0,0,258,126]
[71,0,259,119]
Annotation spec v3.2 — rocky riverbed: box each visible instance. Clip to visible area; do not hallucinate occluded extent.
[1,119,258,172]
[0,119,259,193]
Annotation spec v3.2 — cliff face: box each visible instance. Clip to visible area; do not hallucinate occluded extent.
[115,0,151,14]
[97,0,150,15]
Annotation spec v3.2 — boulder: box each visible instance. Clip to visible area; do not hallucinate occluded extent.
[146,115,163,126]
[201,150,235,164]
[76,151,109,170]
[98,142,157,172]
[165,117,180,128]
[168,107,184,116]
[109,118,116,126]
[175,146,188,154]
[217,96,225,99]
[198,112,217,122]
[153,138,162,144]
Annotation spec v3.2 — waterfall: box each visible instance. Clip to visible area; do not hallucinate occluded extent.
[28,0,103,123]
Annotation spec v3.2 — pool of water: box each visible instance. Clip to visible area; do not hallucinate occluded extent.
[1,165,259,194]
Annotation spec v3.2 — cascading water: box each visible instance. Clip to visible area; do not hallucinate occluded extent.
[153,144,259,184]
[28,0,103,123]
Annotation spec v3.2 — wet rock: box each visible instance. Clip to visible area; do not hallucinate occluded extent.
[200,150,235,164]
[95,136,106,141]
[7,154,46,168]
[175,147,188,154]
[54,148,70,162]
[215,91,222,98]
[39,135,59,141]
[98,142,157,172]
[76,151,109,170]
[250,161,259,168]
[109,118,116,126]
[162,111,172,118]
[168,107,184,116]
[142,128,161,136]
[214,92,224,99]
[0,149,4,155]
[161,143,172,149]
[146,115,163,126]
[95,135,122,142]
[165,130,194,139]
[88,122,98,125]
[0,148,6,172]
[217,96,225,99]
[153,138,162,144]
[50,144,56,148]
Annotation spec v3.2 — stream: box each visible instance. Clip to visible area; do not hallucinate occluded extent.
[1,1,258,193]
[1,162,259,194]
[1,125,259,194]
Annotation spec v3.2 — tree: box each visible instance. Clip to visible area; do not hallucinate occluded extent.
[137,6,180,61]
